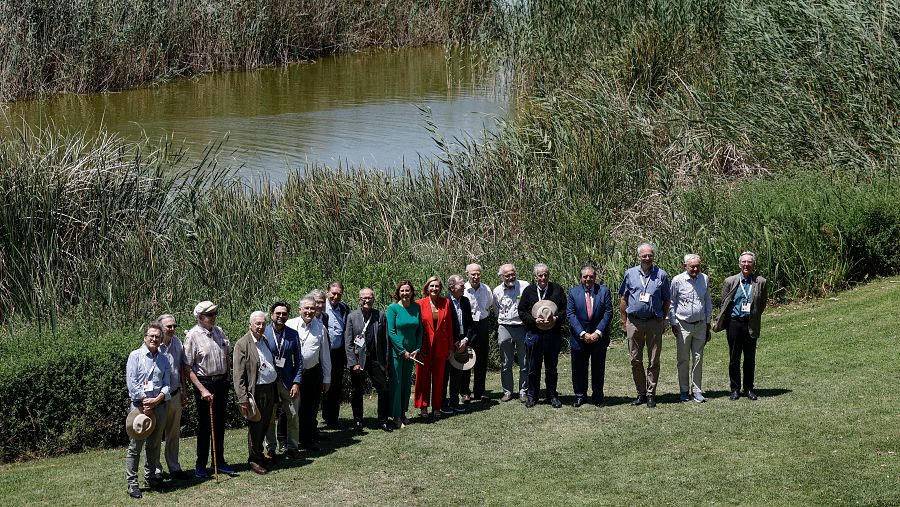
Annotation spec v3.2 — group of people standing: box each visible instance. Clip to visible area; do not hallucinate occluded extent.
[123,244,768,499]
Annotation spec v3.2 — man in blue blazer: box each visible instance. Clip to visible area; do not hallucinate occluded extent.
[566,263,613,407]
[263,301,304,460]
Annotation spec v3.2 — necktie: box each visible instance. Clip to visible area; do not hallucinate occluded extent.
[586,290,593,320]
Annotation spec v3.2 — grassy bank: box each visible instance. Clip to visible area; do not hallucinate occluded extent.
[0,0,492,101]
[1,277,897,505]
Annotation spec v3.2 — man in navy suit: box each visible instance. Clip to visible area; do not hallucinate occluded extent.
[566,263,613,407]
[263,301,304,460]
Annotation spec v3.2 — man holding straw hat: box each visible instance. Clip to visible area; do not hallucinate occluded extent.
[124,322,171,499]
[233,311,279,475]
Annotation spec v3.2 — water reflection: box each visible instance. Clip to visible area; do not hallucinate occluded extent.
[1,46,508,181]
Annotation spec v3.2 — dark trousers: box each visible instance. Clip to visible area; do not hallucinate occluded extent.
[299,363,323,445]
[247,382,276,463]
[321,347,346,424]
[461,320,490,398]
[571,339,608,403]
[527,333,562,400]
[727,319,757,392]
[350,359,389,422]
[442,363,463,408]
[193,375,229,469]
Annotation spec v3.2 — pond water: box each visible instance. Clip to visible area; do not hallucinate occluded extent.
[1,46,508,181]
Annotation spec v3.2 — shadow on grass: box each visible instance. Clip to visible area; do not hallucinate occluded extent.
[703,388,793,400]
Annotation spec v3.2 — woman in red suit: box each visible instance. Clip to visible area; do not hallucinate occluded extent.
[415,275,454,420]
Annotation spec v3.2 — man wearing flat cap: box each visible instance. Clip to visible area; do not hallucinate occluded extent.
[518,263,567,408]
[184,300,234,476]
[124,323,171,499]
[233,311,278,474]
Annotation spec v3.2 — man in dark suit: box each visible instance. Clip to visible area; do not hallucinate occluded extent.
[322,282,350,427]
[345,288,391,432]
[443,275,474,413]
[263,301,304,460]
[713,251,768,401]
[518,263,567,408]
[566,263,613,407]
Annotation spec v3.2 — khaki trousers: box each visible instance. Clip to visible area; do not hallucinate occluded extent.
[674,319,706,394]
[626,317,664,396]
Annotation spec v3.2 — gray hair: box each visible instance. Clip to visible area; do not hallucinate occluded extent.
[465,263,482,274]
[580,263,596,276]
[308,289,326,299]
[637,242,656,256]
[447,274,465,287]
[739,251,756,262]
[298,295,317,308]
[249,311,267,322]
[327,281,344,291]
[497,263,516,277]
[683,253,701,264]
[533,263,549,276]
[156,313,175,324]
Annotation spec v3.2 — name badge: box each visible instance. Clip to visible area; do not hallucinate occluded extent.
[275,357,286,368]
[472,313,480,322]
[639,292,651,303]
[142,380,154,392]
[740,302,751,313]
[353,335,366,347]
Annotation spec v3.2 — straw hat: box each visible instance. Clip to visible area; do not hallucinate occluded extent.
[240,396,261,422]
[125,407,157,440]
[448,348,477,371]
[193,301,218,317]
[532,300,558,330]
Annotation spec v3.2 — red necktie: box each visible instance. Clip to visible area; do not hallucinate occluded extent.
[585,290,593,320]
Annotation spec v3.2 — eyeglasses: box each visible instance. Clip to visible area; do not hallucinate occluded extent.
[164,324,176,329]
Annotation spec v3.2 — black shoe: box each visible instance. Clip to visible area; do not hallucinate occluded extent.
[745,390,759,401]
[592,398,605,407]
[549,397,562,409]
[324,420,340,430]
[128,485,142,499]
[170,470,190,481]
[354,420,365,433]
[631,395,647,406]
[646,395,657,408]
[573,397,587,408]
[303,442,321,452]
[380,421,393,432]
[729,390,740,400]
[525,397,535,408]
[146,476,164,489]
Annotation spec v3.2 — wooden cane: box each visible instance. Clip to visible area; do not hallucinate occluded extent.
[209,400,219,482]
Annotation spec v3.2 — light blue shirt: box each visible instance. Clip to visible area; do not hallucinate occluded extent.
[325,300,346,350]
[618,265,670,319]
[158,336,184,390]
[126,344,172,405]
[731,276,754,318]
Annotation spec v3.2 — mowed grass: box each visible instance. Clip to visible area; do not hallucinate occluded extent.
[1,279,897,506]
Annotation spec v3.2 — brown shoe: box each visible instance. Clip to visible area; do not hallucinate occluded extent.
[286,449,304,460]
[265,450,277,460]
[500,392,513,402]
[249,462,268,475]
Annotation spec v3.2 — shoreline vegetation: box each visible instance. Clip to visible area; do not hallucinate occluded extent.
[0,0,493,102]
[1,0,899,462]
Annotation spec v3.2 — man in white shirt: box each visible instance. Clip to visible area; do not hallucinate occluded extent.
[493,263,530,402]
[286,296,331,451]
[669,254,714,403]
[463,263,492,402]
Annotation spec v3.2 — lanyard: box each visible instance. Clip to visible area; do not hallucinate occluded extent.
[640,268,653,290]
[144,352,157,383]
[740,278,752,300]
[360,312,373,336]
[536,285,547,301]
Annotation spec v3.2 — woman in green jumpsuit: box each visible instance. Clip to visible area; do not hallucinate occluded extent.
[386,280,423,428]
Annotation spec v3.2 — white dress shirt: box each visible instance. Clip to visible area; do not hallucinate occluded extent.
[287,316,332,383]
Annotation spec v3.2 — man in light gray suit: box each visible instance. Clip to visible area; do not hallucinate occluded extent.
[713,251,768,401]
[345,288,391,432]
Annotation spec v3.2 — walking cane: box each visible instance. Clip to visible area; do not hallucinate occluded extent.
[209,400,219,482]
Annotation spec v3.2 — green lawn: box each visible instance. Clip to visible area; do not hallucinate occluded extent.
[1,279,898,506]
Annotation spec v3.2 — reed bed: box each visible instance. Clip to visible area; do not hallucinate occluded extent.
[0,0,493,101]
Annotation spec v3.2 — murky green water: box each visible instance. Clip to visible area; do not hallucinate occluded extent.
[1,46,508,181]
